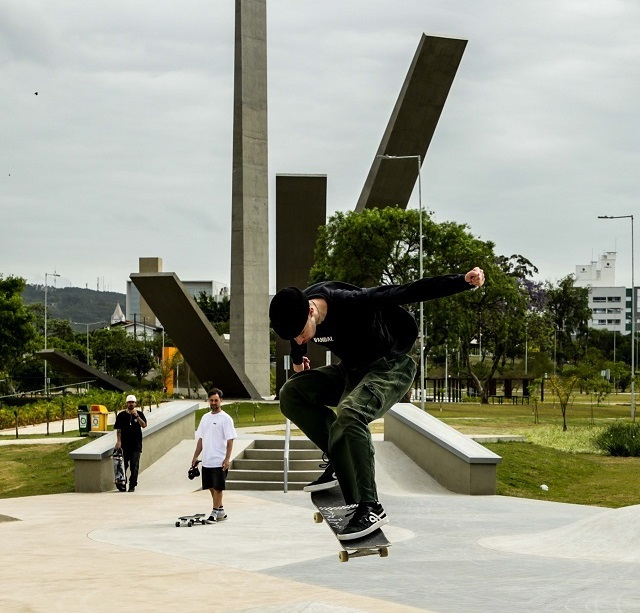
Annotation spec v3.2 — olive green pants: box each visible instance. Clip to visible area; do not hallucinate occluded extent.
[279,355,416,504]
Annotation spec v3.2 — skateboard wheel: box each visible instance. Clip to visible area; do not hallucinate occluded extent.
[313,512,323,524]
[380,547,389,558]
[188,520,193,527]
[175,522,180,527]
[338,551,349,562]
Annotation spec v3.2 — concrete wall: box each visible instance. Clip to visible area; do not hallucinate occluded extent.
[384,403,501,495]
[274,174,327,394]
[70,401,200,493]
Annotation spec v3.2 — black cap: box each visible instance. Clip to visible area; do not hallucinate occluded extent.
[269,287,309,340]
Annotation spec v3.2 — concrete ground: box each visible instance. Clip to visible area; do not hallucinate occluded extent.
[2,416,640,612]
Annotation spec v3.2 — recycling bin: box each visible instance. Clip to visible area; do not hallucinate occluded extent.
[77,405,90,436]
[89,404,109,432]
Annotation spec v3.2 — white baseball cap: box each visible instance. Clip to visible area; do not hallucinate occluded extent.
[126,394,137,403]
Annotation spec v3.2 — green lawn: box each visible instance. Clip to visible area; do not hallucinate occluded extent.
[0,439,87,499]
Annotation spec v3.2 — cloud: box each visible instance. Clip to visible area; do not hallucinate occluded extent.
[1,0,639,293]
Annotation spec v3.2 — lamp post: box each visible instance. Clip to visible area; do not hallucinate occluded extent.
[44,271,60,396]
[598,214,635,421]
[377,153,425,408]
[72,321,106,364]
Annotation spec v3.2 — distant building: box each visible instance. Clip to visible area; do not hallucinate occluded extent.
[575,251,617,287]
[111,303,126,325]
[574,252,637,334]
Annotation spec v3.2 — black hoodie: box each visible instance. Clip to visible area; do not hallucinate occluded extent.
[289,274,472,369]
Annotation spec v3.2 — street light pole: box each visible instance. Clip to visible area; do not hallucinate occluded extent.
[72,321,106,364]
[598,214,635,421]
[377,154,425,408]
[44,271,60,396]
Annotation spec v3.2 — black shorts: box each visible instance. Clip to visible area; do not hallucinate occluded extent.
[201,466,228,491]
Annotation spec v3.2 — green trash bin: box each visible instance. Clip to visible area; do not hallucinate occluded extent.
[77,405,90,436]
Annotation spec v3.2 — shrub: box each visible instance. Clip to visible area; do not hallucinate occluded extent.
[594,422,640,456]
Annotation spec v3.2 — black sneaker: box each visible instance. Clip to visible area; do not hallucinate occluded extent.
[303,456,338,492]
[128,486,135,492]
[337,502,388,541]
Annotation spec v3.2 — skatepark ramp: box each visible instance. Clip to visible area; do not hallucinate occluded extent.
[384,402,502,495]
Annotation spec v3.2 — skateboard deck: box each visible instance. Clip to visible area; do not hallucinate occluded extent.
[112,448,126,492]
[311,488,390,562]
[175,513,209,527]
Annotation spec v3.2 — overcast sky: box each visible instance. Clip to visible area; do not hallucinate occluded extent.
[2,0,639,295]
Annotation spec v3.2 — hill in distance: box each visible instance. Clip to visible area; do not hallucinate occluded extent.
[22,284,126,329]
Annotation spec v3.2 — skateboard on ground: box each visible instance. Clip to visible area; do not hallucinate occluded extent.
[175,513,209,527]
[311,488,390,562]
[112,448,126,492]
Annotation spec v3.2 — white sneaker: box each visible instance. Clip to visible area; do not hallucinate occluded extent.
[206,513,217,523]
[216,509,228,521]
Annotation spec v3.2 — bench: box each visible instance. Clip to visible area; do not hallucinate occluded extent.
[69,400,200,492]
[384,403,502,495]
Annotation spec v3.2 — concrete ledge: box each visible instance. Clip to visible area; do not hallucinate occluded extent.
[69,400,200,492]
[384,403,502,495]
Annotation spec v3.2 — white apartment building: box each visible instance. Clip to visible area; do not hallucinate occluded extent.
[574,252,637,334]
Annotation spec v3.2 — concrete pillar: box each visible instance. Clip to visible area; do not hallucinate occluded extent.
[138,257,162,326]
[229,0,270,396]
[274,174,327,395]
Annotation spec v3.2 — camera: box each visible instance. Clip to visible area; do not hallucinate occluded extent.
[188,464,200,480]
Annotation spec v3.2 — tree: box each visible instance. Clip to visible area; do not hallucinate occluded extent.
[547,371,580,431]
[90,328,154,382]
[544,276,591,368]
[0,275,36,371]
[310,207,421,287]
[309,208,536,403]
[195,292,230,335]
[445,252,535,402]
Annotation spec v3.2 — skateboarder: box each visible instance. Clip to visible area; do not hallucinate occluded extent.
[191,388,237,522]
[114,394,147,492]
[269,268,485,540]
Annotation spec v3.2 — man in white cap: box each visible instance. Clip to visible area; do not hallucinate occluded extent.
[114,394,147,492]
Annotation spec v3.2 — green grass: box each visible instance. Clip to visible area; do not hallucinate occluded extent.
[0,439,87,499]
[485,441,640,508]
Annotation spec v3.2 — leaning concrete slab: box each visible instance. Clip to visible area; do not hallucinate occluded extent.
[230,0,270,396]
[356,34,467,211]
[130,272,260,399]
[37,349,133,392]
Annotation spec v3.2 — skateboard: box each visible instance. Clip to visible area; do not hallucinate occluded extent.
[175,513,209,527]
[112,448,126,492]
[311,488,390,562]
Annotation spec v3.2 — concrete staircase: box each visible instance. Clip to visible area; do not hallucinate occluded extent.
[227,438,324,491]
